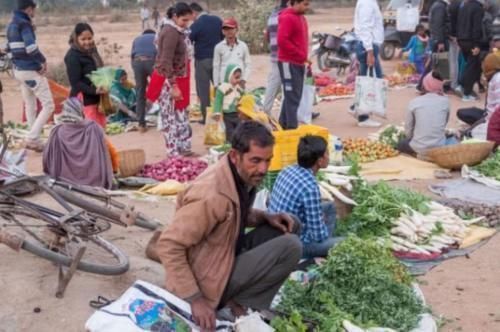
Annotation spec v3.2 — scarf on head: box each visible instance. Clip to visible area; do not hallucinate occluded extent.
[482,51,500,81]
[423,72,444,94]
[69,32,104,68]
[55,97,85,125]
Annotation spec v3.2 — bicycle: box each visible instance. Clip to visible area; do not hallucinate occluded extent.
[0,93,161,297]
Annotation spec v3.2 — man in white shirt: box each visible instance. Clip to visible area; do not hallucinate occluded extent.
[140,5,150,30]
[353,0,384,128]
[213,18,251,89]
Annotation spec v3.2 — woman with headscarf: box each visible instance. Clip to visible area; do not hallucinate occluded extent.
[155,2,193,156]
[64,23,107,128]
[397,71,456,157]
[109,68,137,123]
[456,50,500,138]
[43,98,118,189]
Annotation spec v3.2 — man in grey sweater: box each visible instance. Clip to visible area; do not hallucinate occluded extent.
[398,72,457,156]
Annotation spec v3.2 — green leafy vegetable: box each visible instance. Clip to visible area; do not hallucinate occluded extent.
[338,181,430,237]
[473,150,500,181]
[271,310,308,332]
[378,125,406,148]
[87,66,118,90]
[277,236,424,331]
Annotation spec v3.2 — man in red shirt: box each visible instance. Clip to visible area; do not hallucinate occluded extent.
[277,0,310,129]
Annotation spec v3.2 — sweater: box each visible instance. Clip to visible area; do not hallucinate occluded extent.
[405,93,450,154]
[131,33,157,59]
[7,10,46,71]
[457,0,485,46]
[277,8,309,65]
[189,13,223,60]
[156,24,187,83]
[213,39,251,87]
[64,47,100,106]
[429,0,450,44]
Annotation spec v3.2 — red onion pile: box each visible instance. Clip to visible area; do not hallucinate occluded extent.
[140,156,208,183]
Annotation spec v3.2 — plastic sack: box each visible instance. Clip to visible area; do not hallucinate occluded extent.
[354,72,388,118]
[396,5,419,32]
[204,107,226,146]
[297,84,315,124]
[235,312,274,332]
[146,70,166,103]
[85,280,233,332]
[253,189,269,210]
[139,180,186,196]
[462,164,500,190]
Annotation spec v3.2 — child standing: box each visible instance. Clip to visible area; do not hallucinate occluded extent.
[212,64,244,142]
[401,24,429,75]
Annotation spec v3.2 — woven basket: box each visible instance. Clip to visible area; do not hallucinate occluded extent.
[427,142,495,170]
[118,149,146,178]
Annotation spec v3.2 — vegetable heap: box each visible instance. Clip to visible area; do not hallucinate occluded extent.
[87,67,117,90]
[338,181,430,237]
[473,150,500,181]
[275,236,424,332]
[140,157,208,183]
[105,123,125,136]
[343,138,399,163]
[318,83,354,97]
[377,125,406,149]
[317,165,358,206]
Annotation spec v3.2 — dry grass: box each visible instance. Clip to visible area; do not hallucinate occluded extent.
[47,62,70,87]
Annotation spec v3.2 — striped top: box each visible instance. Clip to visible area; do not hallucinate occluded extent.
[267,7,283,62]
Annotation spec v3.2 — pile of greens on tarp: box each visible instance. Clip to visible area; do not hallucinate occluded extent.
[273,236,425,331]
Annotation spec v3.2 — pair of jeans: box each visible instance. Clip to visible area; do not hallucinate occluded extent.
[194,58,214,122]
[14,69,54,141]
[355,42,383,122]
[302,202,345,258]
[132,59,155,127]
[457,107,487,126]
[278,61,305,129]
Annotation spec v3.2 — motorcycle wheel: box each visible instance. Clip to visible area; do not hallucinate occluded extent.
[380,42,396,61]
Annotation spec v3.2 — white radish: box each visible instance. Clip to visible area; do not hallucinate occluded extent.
[320,182,358,206]
[318,184,334,201]
[325,165,351,174]
[390,236,432,255]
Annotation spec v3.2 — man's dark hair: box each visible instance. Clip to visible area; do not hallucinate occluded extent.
[143,29,156,35]
[298,135,328,169]
[18,0,36,10]
[190,2,204,12]
[231,121,275,154]
[280,0,289,8]
[172,2,193,17]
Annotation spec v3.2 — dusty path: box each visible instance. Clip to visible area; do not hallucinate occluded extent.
[0,8,497,332]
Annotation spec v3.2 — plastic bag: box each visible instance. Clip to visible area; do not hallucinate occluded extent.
[253,189,269,210]
[354,72,388,118]
[297,84,315,124]
[235,313,273,332]
[146,70,166,103]
[396,4,419,32]
[204,107,226,146]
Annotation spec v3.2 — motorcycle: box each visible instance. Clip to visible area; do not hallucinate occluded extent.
[312,30,358,74]
[0,52,13,78]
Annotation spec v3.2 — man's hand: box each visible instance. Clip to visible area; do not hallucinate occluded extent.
[96,87,108,95]
[437,43,445,52]
[191,297,216,332]
[472,47,480,56]
[38,63,47,75]
[171,84,183,100]
[367,50,375,67]
[265,213,295,233]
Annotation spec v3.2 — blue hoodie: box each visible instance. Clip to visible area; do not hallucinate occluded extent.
[7,10,46,71]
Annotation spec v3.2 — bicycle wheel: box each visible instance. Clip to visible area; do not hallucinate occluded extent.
[51,185,161,231]
[0,205,129,275]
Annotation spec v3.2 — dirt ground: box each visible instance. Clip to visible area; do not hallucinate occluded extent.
[0,7,499,332]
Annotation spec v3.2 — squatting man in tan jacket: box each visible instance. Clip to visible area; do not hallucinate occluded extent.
[147,121,303,331]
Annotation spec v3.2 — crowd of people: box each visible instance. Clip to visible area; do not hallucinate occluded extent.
[4,0,500,330]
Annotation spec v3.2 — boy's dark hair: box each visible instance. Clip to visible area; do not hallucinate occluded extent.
[190,2,204,12]
[290,0,305,5]
[298,135,328,169]
[431,70,443,81]
[280,0,289,8]
[18,0,36,10]
[172,2,193,17]
[166,6,175,19]
[231,121,275,154]
[415,24,425,33]
[143,29,156,34]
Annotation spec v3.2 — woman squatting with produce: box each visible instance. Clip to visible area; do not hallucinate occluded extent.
[64,23,107,128]
[155,3,194,156]
[397,71,456,157]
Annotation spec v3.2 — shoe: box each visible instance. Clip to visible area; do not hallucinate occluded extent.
[24,139,45,152]
[139,126,147,134]
[145,230,162,263]
[454,86,464,97]
[312,112,320,120]
[347,104,356,118]
[462,95,478,102]
[358,119,382,128]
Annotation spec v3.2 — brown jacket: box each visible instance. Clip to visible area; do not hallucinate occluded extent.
[156,156,244,308]
[155,24,186,82]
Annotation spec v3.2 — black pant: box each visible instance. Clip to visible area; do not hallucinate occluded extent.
[195,58,214,122]
[278,62,305,129]
[397,138,417,156]
[223,112,240,143]
[132,59,155,127]
[458,41,482,96]
[457,107,487,125]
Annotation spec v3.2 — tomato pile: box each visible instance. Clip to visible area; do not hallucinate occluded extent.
[343,138,399,163]
[318,83,354,97]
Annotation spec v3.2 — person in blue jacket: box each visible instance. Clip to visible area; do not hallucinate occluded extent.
[401,24,430,75]
[7,0,54,152]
